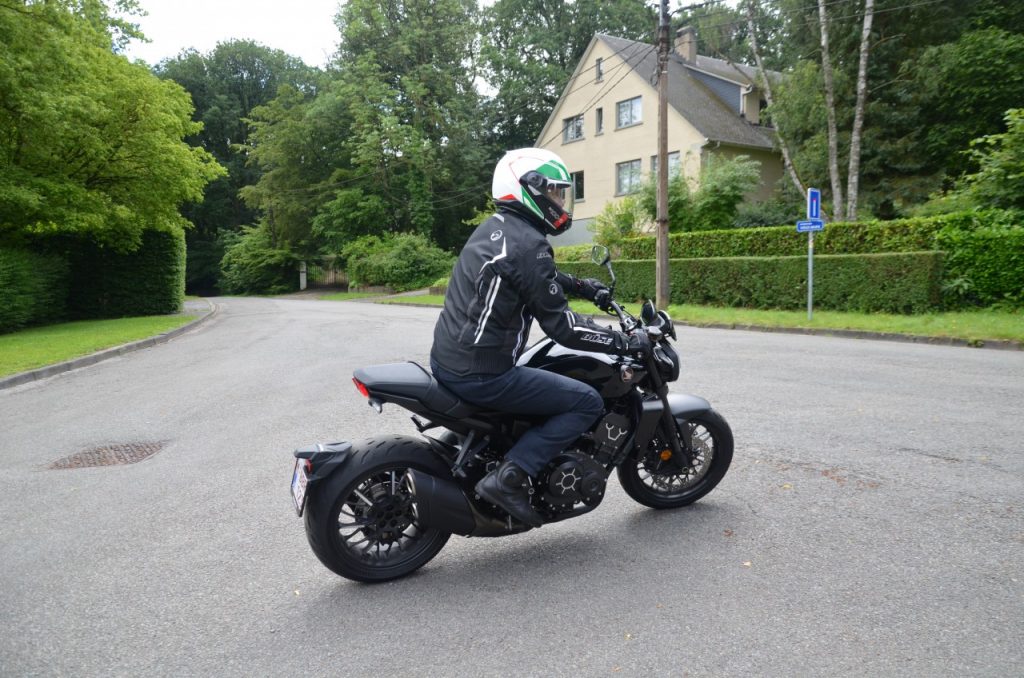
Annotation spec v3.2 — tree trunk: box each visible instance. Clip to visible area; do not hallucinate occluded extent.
[817,0,843,221]
[845,0,875,221]
[745,0,806,199]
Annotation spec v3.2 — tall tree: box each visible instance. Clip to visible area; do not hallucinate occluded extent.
[0,0,223,250]
[480,0,655,151]
[155,41,317,293]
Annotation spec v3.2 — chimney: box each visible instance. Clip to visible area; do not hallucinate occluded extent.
[675,26,697,63]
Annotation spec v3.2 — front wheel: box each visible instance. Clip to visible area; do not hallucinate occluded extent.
[617,409,733,509]
[303,435,452,583]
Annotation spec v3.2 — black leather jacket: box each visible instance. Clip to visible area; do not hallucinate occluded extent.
[430,207,628,376]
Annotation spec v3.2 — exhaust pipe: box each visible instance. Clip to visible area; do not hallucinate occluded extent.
[406,469,533,537]
[406,469,476,536]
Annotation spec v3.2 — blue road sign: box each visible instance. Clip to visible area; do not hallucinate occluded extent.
[808,188,821,220]
[796,219,824,232]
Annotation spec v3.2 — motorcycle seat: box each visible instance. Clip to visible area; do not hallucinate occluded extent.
[353,362,485,420]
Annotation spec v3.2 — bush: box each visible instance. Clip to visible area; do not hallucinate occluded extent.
[66,228,186,317]
[936,225,1024,307]
[638,155,762,232]
[559,251,945,314]
[0,247,69,333]
[219,225,298,295]
[343,233,454,292]
[589,194,649,249]
[554,244,594,263]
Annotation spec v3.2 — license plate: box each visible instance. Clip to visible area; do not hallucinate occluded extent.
[291,459,309,516]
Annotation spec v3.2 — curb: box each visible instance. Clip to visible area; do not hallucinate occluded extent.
[371,299,1022,351]
[0,299,219,391]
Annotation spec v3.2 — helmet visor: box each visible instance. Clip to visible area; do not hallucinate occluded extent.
[547,180,574,216]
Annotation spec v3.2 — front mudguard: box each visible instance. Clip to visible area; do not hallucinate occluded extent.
[631,393,714,458]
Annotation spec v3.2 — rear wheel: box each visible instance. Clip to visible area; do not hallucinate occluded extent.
[304,435,452,583]
[617,409,733,509]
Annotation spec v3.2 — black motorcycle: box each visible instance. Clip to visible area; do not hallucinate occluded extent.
[289,246,733,583]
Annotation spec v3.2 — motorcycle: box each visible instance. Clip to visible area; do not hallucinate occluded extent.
[289,245,733,583]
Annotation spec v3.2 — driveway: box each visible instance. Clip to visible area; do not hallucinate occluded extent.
[1,297,1021,676]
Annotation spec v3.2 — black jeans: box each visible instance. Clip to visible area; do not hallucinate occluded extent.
[430,359,604,476]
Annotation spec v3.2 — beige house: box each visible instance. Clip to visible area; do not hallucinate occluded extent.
[536,29,783,245]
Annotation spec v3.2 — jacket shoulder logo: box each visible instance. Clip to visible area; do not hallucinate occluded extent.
[490,230,503,241]
[549,283,559,295]
[536,250,552,259]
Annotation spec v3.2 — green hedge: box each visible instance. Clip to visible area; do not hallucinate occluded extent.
[936,226,1024,306]
[0,247,70,333]
[612,210,1016,259]
[66,229,185,318]
[560,251,945,313]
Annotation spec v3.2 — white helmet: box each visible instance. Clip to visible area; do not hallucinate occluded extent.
[492,148,574,235]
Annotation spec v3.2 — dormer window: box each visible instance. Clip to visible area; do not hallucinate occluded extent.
[596,57,603,82]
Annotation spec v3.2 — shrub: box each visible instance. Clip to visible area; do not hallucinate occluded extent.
[0,247,69,333]
[219,225,298,295]
[638,155,762,232]
[559,251,945,314]
[936,225,1024,307]
[590,194,649,249]
[554,244,594,263]
[343,233,454,292]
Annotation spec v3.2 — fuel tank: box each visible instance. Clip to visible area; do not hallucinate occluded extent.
[517,338,634,399]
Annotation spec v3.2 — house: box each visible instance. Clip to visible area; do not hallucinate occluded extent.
[536,29,784,245]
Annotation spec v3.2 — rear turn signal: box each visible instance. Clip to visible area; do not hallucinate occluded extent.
[352,377,369,398]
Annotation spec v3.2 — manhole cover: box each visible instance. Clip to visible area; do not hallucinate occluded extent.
[48,441,167,469]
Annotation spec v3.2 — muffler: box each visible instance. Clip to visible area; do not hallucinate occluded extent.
[405,469,533,537]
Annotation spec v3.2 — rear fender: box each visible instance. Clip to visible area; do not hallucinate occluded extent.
[294,442,353,488]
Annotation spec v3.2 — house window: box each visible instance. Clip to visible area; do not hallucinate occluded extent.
[650,151,681,177]
[596,107,603,134]
[562,114,584,143]
[571,171,585,202]
[616,96,642,128]
[596,57,603,82]
[616,159,642,195]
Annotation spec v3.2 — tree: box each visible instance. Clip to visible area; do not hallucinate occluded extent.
[155,41,318,292]
[0,0,224,251]
[639,155,762,232]
[759,0,1024,218]
[480,0,655,151]
[954,109,1024,211]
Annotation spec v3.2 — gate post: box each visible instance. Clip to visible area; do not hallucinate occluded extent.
[299,261,307,291]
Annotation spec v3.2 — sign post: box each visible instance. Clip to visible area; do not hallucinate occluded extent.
[797,188,824,320]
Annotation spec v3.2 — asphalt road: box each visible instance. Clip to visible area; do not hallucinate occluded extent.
[1,297,1021,677]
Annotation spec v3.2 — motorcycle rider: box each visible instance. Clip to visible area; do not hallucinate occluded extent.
[430,148,649,528]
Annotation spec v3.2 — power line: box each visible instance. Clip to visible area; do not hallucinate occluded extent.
[538,44,659,149]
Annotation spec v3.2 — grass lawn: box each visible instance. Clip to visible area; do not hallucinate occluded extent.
[320,291,387,301]
[375,293,1022,345]
[382,295,447,306]
[0,315,197,378]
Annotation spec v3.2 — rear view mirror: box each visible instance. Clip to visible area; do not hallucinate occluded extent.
[641,300,657,324]
[590,245,610,266]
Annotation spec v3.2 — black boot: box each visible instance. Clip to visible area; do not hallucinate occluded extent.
[475,460,544,528]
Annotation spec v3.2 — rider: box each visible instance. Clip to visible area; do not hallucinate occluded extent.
[430,148,649,528]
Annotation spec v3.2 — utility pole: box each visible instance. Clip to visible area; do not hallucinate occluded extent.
[655,0,670,310]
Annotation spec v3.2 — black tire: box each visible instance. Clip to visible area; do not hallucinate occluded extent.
[303,435,452,583]
[617,409,734,509]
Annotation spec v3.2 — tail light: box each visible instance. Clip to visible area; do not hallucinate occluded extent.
[352,377,369,398]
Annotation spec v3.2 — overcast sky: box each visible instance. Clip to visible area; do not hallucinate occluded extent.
[122,0,343,68]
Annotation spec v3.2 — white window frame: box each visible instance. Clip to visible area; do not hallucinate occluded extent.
[571,170,585,202]
[615,159,642,195]
[616,96,642,129]
[651,151,681,178]
[562,114,584,143]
